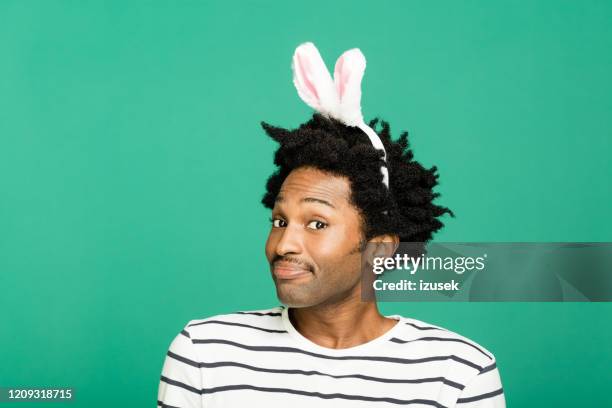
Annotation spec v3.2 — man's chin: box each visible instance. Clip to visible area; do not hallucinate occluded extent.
[275,284,318,308]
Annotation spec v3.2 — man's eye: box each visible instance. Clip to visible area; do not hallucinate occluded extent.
[307,220,327,230]
[269,217,286,228]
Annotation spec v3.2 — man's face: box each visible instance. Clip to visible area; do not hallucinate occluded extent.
[265,166,365,308]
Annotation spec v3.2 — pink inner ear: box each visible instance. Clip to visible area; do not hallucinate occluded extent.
[335,55,347,99]
[296,53,319,101]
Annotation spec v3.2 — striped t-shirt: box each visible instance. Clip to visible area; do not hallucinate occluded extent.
[157,305,505,408]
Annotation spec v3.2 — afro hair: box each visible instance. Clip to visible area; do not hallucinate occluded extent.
[260,113,454,248]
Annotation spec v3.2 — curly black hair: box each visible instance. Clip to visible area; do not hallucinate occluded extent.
[260,113,454,248]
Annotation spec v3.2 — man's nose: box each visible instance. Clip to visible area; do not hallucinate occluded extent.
[275,223,303,256]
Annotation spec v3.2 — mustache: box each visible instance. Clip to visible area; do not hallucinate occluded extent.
[271,256,314,272]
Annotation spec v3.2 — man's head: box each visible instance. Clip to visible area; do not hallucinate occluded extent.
[265,166,393,307]
[261,113,453,307]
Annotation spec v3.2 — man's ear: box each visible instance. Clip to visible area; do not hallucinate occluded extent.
[373,233,400,257]
[364,233,400,266]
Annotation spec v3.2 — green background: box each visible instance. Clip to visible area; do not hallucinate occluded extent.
[1,1,610,406]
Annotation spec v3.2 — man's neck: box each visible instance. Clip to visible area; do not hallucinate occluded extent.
[288,298,398,349]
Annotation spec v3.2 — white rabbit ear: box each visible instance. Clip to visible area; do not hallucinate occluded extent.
[333,48,366,126]
[292,42,340,118]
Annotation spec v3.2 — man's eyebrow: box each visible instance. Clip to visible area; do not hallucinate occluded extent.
[275,195,336,209]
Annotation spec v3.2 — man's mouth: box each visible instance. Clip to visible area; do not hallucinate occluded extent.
[273,261,312,280]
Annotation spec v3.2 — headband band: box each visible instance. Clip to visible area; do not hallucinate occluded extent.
[291,42,390,189]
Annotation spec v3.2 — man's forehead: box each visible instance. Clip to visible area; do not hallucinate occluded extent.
[275,168,351,208]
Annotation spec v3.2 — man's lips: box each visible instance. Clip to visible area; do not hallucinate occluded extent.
[273,261,312,279]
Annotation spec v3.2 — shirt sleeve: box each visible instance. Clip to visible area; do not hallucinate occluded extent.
[157,322,203,408]
[455,358,506,408]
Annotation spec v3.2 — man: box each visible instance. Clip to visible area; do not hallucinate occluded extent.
[157,43,505,407]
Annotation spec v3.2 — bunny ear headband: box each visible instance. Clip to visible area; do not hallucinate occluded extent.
[292,41,390,189]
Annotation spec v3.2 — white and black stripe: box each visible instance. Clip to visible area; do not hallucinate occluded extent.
[158,305,506,408]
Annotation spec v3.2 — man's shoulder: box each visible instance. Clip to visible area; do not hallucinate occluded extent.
[183,305,286,339]
[394,315,497,370]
